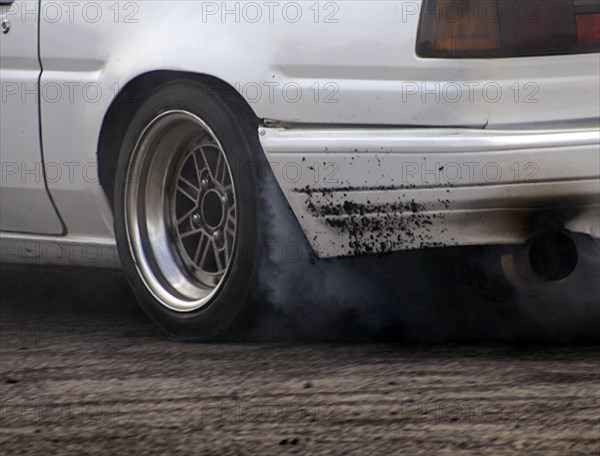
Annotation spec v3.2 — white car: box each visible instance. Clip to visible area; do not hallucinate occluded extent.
[1,0,599,339]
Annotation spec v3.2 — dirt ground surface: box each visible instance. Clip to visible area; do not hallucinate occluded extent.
[1,265,599,455]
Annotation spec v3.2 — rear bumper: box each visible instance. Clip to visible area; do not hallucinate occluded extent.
[259,126,600,258]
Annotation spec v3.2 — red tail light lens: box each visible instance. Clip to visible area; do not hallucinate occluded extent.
[417,0,600,58]
[576,14,600,41]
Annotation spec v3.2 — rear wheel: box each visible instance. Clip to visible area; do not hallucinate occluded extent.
[113,82,261,341]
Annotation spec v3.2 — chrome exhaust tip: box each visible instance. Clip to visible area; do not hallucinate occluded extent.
[500,231,579,295]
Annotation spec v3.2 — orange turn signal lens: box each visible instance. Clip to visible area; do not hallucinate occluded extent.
[419,0,500,55]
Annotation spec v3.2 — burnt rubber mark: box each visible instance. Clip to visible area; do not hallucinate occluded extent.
[304,191,452,256]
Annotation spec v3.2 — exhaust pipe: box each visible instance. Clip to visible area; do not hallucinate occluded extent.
[528,231,579,281]
[501,231,579,294]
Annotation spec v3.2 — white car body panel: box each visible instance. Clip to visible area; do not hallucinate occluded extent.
[0,0,63,234]
[0,0,599,264]
[259,126,600,256]
[0,231,119,267]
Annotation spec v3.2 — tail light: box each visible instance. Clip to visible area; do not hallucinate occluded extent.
[576,13,600,41]
[417,0,600,58]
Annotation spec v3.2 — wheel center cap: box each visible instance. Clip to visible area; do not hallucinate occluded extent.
[201,190,224,229]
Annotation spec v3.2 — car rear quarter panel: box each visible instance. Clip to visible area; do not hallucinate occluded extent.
[33,0,600,238]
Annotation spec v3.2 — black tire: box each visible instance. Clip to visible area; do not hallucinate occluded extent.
[113,80,262,341]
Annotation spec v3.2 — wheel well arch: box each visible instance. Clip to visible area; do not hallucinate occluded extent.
[97,70,260,208]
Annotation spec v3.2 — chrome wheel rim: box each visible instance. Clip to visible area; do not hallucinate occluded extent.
[124,110,236,312]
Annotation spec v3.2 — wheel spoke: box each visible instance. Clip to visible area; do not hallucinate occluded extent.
[191,150,202,184]
[198,145,215,181]
[212,240,223,271]
[177,175,199,203]
[176,207,197,226]
[223,234,229,263]
[226,208,236,238]
[226,225,236,239]
[180,227,204,239]
[215,152,226,185]
[224,228,234,266]
[193,231,211,266]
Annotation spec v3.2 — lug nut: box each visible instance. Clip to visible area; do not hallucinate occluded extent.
[192,213,202,226]
[221,194,229,205]
[213,230,222,242]
[201,178,211,189]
